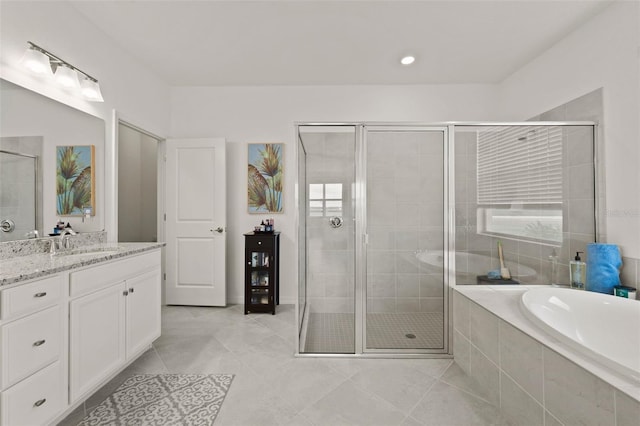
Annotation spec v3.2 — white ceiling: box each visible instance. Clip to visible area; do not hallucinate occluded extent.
[69,0,613,86]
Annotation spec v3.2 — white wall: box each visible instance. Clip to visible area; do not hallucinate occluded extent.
[170,84,499,304]
[497,1,640,258]
[0,1,171,240]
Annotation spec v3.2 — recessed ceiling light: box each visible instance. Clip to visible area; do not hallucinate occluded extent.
[400,56,415,66]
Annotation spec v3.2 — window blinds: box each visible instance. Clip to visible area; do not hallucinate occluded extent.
[477,126,563,205]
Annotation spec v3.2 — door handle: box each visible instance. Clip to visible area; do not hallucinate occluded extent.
[212,227,224,234]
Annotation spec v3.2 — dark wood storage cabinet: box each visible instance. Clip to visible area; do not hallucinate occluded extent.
[244,232,280,315]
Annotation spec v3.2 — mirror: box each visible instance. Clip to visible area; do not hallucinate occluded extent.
[0,79,105,241]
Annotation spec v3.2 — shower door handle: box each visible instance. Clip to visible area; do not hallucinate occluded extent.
[328,216,343,228]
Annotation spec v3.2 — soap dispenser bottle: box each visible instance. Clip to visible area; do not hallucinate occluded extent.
[570,251,586,290]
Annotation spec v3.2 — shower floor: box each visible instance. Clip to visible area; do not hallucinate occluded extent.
[303,312,444,353]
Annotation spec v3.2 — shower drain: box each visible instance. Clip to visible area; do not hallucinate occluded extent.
[405,333,416,339]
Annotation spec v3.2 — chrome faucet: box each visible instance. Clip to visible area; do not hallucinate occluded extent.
[49,228,75,255]
[58,228,75,250]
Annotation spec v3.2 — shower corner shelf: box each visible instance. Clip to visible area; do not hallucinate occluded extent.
[244,231,280,315]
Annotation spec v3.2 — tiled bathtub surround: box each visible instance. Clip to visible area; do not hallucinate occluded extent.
[0,230,106,260]
[453,286,640,426]
[621,256,640,289]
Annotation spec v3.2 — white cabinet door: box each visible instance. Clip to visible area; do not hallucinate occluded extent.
[125,269,161,359]
[69,283,126,403]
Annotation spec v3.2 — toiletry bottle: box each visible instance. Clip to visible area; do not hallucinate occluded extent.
[548,249,559,286]
[570,251,586,290]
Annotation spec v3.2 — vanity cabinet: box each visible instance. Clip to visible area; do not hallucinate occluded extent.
[0,246,162,426]
[69,250,161,404]
[0,275,66,426]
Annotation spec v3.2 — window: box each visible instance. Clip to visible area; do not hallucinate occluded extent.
[476,126,563,244]
[309,183,343,217]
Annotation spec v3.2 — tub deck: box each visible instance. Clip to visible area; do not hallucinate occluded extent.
[453,285,640,403]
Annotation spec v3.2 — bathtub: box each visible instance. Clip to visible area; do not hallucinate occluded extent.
[415,250,536,278]
[521,287,640,382]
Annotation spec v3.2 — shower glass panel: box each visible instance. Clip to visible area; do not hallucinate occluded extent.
[0,150,37,242]
[298,126,356,354]
[297,134,307,341]
[365,128,446,351]
[453,124,596,286]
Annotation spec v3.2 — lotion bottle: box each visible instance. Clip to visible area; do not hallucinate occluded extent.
[570,251,586,290]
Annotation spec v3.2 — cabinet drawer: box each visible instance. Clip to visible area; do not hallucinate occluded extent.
[0,361,64,426]
[0,275,62,321]
[1,305,62,390]
[70,250,161,298]
[246,236,274,249]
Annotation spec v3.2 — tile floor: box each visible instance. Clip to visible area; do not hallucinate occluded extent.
[59,304,508,426]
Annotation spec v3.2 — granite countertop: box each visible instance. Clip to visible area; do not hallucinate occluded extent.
[0,242,165,287]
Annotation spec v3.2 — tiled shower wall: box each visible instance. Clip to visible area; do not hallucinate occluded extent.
[305,131,355,313]
[304,129,447,314]
[366,131,445,313]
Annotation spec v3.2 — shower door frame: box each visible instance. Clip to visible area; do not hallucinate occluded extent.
[295,122,453,357]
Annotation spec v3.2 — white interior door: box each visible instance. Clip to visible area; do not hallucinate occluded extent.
[165,138,226,306]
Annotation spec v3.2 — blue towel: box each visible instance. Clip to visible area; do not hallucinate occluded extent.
[586,243,621,294]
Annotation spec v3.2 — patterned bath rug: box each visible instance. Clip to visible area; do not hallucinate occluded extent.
[78,373,234,426]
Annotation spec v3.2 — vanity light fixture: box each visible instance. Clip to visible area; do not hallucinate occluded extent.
[54,64,81,89]
[19,41,104,102]
[20,47,53,76]
[400,55,416,66]
[80,78,104,102]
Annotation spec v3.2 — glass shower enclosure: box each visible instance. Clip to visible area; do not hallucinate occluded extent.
[297,124,449,355]
[297,121,596,357]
